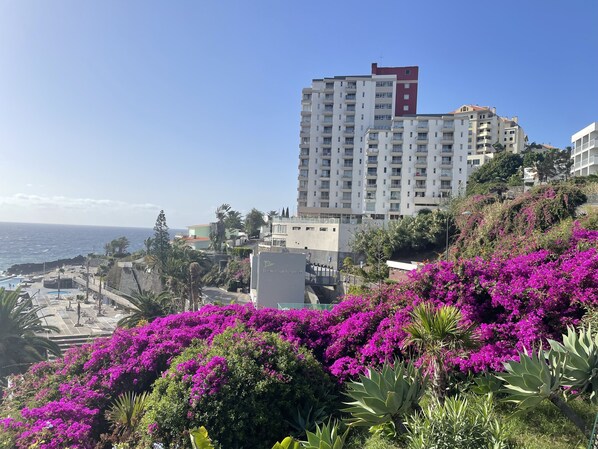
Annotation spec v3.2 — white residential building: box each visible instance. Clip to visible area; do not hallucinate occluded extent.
[265,216,381,270]
[451,105,526,173]
[298,63,419,220]
[363,115,469,217]
[571,122,598,177]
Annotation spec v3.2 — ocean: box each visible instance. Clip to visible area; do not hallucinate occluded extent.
[0,222,185,272]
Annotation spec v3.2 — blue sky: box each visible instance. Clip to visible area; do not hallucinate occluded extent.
[0,0,596,228]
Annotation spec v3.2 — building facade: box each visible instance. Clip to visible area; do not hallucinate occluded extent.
[363,115,469,218]
[571,122,598,177]
[266,216,365,270]
[298,63,419,219]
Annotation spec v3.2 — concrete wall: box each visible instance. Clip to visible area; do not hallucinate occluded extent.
[254,252,305,309]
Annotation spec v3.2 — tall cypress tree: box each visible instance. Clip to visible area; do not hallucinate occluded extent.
[152,210,170,268]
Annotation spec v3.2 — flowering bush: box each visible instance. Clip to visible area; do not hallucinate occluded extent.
[139,326,336,449]
[1,222,598,447]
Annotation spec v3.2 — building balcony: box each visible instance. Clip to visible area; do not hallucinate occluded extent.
[366,184,377,190]
[322,110,333,116]
[346,83,357,92]
[415,149,428,155]
[576,139,598,153]
[301,110,311,116]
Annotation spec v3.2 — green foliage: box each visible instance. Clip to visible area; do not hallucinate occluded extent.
[140,327,337,449]
[497,399,596,449]
[497,348,565,410]
[189,426,215,449]
[105,391,149,435]
[405,394,510,449]
[104,236,131,257]
[285,403,329,437]
[230,246,253,259]
[152,210,171,268]
[245,208,266,238]
[453,184,587,259]
[117,290,175,328]
[496,327,598,438]
[403,303,478,400]
[211,203,230,252]
[351,210,451,268]
[467,152,523,195]
[343,361,426,436]
[304,420,350,449]
[549,326,598,403]
[346,284,370,296]
[0,288,61,380]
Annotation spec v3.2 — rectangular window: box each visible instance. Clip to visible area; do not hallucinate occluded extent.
[403,105,409,111]
[403,94,409,100]
[319,227,327,232]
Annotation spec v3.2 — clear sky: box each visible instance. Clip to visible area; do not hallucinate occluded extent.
[0,0,596,228]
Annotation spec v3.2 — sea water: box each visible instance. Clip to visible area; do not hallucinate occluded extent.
[0,222,184,272]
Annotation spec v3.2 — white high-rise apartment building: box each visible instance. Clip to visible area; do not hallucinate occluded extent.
[298,64,419,220]
[452,105,526,175]
[363,115,469,218]
[571,122,598,177]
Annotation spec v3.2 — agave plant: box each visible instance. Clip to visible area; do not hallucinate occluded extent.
[342,360,426,435]
[497,346,590,438]
[303,420,349,449]
[105,391,149,435]
[549,325,598,402]
[189,426,215,449]
[285,402,329,436]
[497,348,565,410]
[271,436,301,449]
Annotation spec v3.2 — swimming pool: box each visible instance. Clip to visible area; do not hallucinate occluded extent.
[0,277,22,289]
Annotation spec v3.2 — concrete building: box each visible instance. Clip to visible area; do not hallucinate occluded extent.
[571,122,598,177]
[180,224,211,250]
[298,63,419,219]
[265,216,369,270]
[363,115,468,218]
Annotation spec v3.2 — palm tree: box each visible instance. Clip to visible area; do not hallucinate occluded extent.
[117,291,175,328]
[189,262,202,311]
[402,303,477,401]
[211,204,231,252]
[0,288,61,380]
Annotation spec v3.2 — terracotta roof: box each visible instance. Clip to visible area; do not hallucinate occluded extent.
[182,236,210,241]
[451,104,492,113]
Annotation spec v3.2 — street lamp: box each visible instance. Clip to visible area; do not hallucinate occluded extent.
[445,211,472,261]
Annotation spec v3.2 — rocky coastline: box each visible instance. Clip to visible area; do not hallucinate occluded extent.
[6,255,87,275]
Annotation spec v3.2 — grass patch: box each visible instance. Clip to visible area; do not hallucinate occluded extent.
[498,399,597,449]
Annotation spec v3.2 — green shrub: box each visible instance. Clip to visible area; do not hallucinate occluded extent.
[405,394,510,449]
[138,326,337,449]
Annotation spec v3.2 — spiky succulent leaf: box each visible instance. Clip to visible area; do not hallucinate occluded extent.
[497,348,563,409]
[342,360,426,428]
[303,420,349,449]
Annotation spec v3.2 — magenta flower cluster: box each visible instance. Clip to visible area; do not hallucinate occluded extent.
[2,224,597,447]
[176,356,228,405]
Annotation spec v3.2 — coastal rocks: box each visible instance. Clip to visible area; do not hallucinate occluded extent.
[7,255,86,275]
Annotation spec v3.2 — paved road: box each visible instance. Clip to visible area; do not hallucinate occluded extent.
[203,286,250,305]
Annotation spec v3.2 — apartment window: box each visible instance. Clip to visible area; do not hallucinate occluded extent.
[306,227,315,231]
[404,83,410,88]
[403,105,409,111]
[319,227,327,232]
[292,226,301,230]
[403,94,409,100]
[375,81,393,87]
[405,69,411,74]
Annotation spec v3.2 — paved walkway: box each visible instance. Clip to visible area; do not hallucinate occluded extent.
[25,276,128,339]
